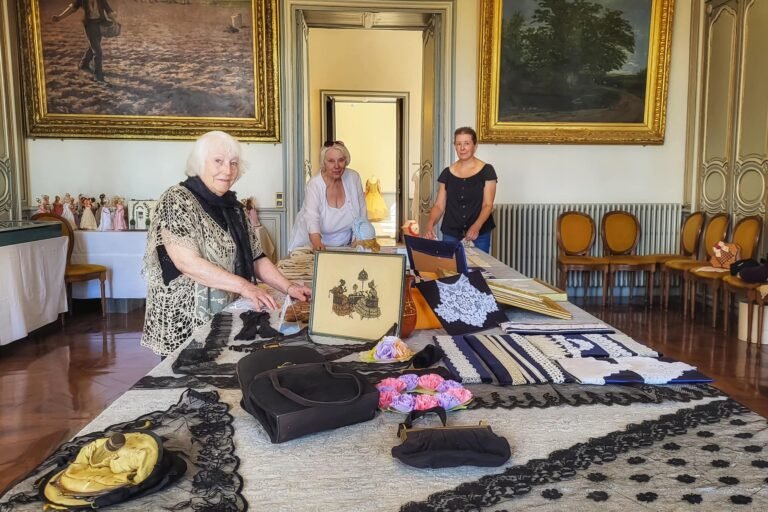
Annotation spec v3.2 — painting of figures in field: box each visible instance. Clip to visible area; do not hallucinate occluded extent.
[38,0,256,118]
[499,0,652,123]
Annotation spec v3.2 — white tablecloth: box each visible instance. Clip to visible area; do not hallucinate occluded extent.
[71,231,148,299]
[0,236,68,346]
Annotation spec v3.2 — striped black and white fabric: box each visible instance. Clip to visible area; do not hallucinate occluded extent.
[433,335,493,384]
[524,332,659,360]
[556,357,712,385]
[463,334,571,385]
[501,321,615,335]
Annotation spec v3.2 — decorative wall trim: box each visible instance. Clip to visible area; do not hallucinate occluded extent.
[257,207,284,260]
[0,0,27,219]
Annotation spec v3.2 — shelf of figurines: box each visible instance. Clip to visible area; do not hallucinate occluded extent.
[30,195,262,232]
[31,194,153,231]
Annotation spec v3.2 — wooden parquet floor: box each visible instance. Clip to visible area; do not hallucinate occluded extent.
[0,299,766,494]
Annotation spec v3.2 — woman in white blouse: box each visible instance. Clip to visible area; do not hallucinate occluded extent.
[289,141,367,251]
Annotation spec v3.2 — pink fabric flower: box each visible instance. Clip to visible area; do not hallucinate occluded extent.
[390,393,416,413]
[446,387,473,405]
[376,377,406,393]
[397,374,419,391]
[413,394,440,411]
[378,390,400,409]
[417,374,445,391]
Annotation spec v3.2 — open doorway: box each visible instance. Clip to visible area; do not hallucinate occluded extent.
[282,1,454,254]
[322,92,408,241]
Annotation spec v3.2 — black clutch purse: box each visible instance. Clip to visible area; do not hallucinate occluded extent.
[237,347,379,443]
[391,407,511,469]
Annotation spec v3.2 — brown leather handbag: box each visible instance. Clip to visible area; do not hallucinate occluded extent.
[710,241,740,269]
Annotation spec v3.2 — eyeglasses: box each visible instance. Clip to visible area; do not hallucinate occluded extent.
[323,140,345,147]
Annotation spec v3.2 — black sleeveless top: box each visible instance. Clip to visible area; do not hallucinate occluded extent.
[437,164,497,237]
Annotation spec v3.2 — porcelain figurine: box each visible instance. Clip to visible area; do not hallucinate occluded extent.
[113,198,127,231]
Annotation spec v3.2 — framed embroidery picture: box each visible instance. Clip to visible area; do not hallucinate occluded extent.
[310,251,406,342]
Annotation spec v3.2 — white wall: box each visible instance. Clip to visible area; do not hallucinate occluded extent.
[27,138,284,208]
[25,0,693,209]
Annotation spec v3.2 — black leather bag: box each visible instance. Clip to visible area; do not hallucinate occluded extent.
[237,347,379,443]
[730,258,760,276]
[392,407,511,469]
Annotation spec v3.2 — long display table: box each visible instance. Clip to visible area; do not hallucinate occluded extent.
[1,250,764,511]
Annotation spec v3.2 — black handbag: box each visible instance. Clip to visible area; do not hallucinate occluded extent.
[391,407,511,469]
[730,258,760,276]
[237,347,379,443]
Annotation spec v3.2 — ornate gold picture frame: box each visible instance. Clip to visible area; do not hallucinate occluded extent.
[18,0,279,141]
[310,251,406,342]
[477,0,674,144]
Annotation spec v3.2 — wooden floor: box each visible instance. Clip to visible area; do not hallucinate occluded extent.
[1,298,766,494]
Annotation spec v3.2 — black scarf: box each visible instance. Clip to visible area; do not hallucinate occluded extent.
[182,177,255,282]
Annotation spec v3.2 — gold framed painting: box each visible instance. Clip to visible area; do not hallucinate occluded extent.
[477,0,674,144]
[18,0,280,141]
[310,251,406,342]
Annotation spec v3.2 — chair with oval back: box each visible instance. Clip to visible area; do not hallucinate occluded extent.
[688,215,763,328]
[646,211,706,308]
[31,212,108,317]
[662,213,730,315]
[601,210,656,306]
[556,211,609,305]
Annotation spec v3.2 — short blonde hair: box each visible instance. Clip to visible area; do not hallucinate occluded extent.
[319,142,352,170]
[185,131,247,180]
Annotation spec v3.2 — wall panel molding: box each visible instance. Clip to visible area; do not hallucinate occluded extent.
[0,0,27,220]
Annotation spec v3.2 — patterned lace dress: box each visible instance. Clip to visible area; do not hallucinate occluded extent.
[141,185,263,356]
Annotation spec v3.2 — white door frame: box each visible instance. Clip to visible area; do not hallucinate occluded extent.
[280,0,455,248]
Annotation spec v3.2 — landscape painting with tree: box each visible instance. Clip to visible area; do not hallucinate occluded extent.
[477,0,674,144]
[19,0,279,140]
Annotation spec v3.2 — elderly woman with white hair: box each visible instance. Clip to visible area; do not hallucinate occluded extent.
[141,131,311,356]
[289,140,368,251]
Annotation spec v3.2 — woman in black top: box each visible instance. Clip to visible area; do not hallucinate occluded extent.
[423,127,498,253]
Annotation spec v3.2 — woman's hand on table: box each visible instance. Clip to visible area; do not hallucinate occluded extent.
[309,233,326,252]
[464,225,480,242]
[241,283,278,311]
[286,283,312,302]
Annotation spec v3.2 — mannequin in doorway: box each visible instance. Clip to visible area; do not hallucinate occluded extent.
[365,176,389,221]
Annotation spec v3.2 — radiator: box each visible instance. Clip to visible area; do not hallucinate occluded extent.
[490,203,683,291]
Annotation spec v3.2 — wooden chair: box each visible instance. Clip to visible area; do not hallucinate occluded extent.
[688,215,763,327]
[662,213,730,315]
[601,210,656,306]
[556,211,608,305]
[645,211,706,309]
[31,212,108,317]
[722,276,764,342]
